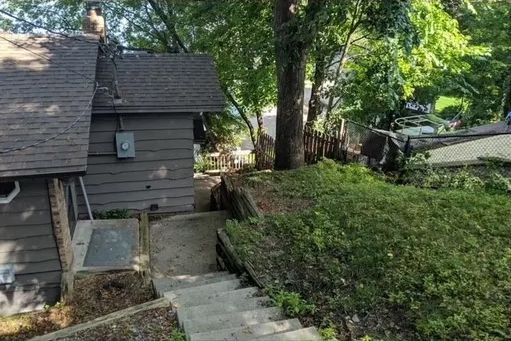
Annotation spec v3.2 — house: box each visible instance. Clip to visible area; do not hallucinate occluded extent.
[0,6,224,315]
[0,33,98,314]
[80,52,224,216]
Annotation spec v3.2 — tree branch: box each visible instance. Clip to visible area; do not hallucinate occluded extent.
[224,90,257,148]
[147,0,189,53]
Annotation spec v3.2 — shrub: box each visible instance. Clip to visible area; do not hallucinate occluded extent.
[401,153,510,194]
[93,208,131,219]
[193,154,213,173]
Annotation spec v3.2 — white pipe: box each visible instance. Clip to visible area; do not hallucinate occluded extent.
[79,176,94,221]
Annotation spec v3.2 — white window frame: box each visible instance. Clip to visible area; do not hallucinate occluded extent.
[0,181,20,204]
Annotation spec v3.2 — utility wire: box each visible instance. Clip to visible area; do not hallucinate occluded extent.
[0,27,108,154]
[0,85,100,154]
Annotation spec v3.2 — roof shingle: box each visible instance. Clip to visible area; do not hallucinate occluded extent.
[0,33,98,179]
[93,53,225,113]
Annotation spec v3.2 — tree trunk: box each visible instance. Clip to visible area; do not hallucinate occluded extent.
[307,55,326,123]
[255,110,264,135]
[502,72,511,117]
[274,0,306,170]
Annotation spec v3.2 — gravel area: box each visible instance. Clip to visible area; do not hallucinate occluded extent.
[61,306,177,341]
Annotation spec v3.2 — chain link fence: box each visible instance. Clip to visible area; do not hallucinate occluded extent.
[340,120,408,171]
[407,131,511,167]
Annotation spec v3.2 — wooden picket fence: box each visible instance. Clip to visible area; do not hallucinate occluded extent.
[203,150,256,172]
[255,133,275,170]
[303,125,343,164]
[254,124,345,170]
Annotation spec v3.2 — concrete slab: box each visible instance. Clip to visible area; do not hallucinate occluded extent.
[72,219,139,273]
[165,279,241,305]
[177,296,270,323]
[189,319,303,341]
[182,307,283,334]
[153,272,236,297]
[150,211,228,277]
[165,287,260,308]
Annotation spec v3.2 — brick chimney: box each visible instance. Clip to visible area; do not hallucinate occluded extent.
[82,1,106,41]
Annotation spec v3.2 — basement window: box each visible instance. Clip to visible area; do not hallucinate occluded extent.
[0,181,20,204]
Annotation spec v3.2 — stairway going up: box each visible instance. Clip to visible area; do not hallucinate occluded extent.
[152,271,322,341]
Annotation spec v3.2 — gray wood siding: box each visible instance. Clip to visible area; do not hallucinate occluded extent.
[0,178,62,315]
[79,114,195,215]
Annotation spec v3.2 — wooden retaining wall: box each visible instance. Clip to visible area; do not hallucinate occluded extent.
[212,175,264,286]
[211,175,261,221]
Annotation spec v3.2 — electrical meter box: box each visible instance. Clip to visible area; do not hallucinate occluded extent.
[0,264,15,284]
[115,132,135,159]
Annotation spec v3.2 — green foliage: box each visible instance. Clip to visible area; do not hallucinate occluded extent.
[435,96,464,112]
[319,325,337,341]
[193,154,213,173]
[180,0,275,147]
[203,112,246,152]
[267,288,317,318]
[329,0,486,127]
[402,153,511,193]
[456,1,511,124]
[229,161,511,339]
[93,209,131,220]
[169,328,186,341]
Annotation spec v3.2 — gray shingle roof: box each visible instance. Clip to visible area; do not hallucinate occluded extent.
[93,53,225,113]
[0,33,98,179]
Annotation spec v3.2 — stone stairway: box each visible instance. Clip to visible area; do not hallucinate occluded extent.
[152,271,321,341]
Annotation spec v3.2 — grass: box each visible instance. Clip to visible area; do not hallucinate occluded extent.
[435,96,463,112]
[227,161,511,340]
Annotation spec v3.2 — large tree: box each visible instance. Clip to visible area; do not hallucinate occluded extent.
[273,0,325,169]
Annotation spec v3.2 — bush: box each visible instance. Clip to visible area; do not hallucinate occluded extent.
[194,154,213,173]
[401,153,511,194]
[229,161,511,340]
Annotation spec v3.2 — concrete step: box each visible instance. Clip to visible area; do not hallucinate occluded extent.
[164,278,241,306]
[166,286,259,308]
[152,272,236,297]
[177,296,270,323]
[253,327,322,341]
[189,319,303,341]
[182,307,283,334]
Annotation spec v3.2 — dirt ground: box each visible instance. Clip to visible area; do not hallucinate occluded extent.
[150,211,228,277]
[0,272,153,341]
[60,306,178,341]
[194,174,220,212]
